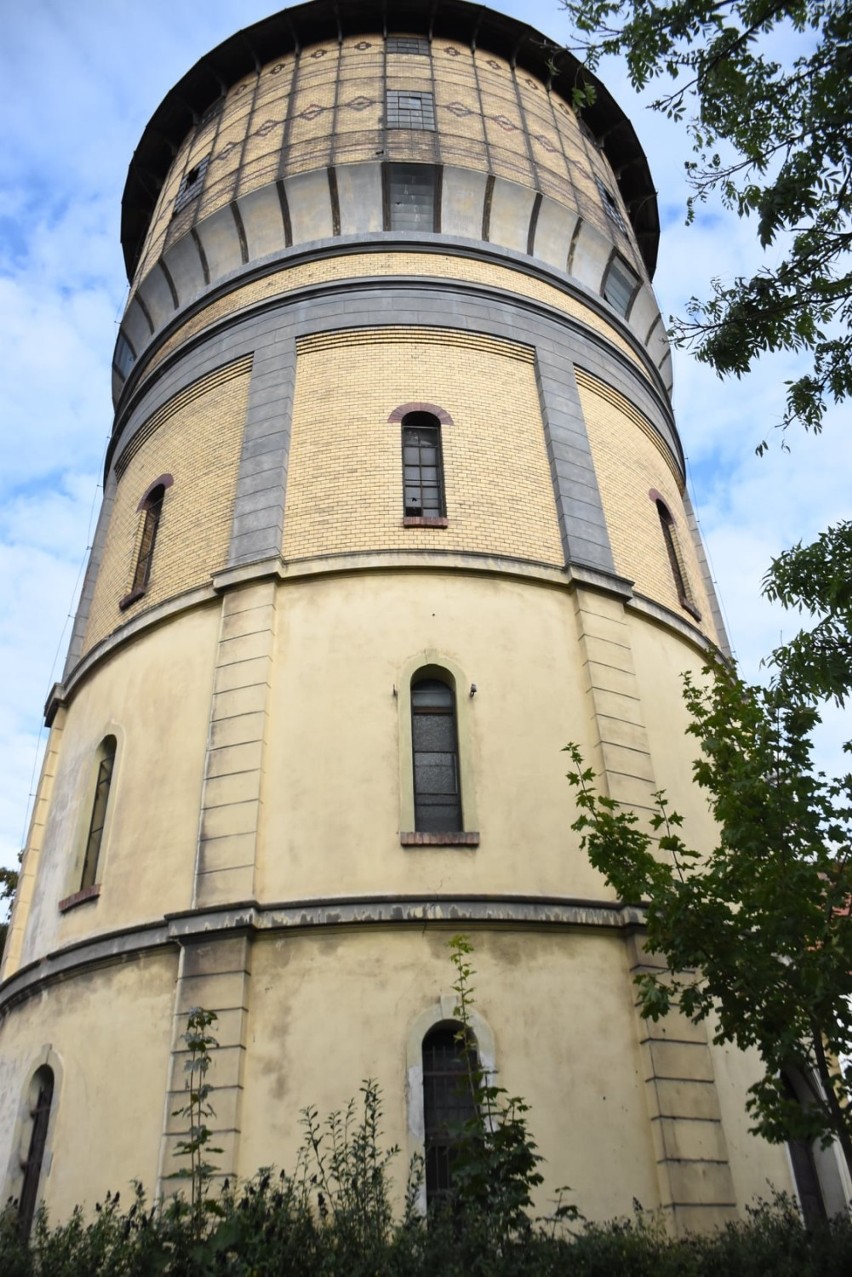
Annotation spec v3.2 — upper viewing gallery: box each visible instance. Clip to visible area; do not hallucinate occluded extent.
[113,0,670,403]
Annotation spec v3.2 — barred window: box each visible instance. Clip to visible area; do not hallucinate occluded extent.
[19,1067,55,1238]
[602,257,639,317]
[387,163,438,232]
[422,1024,478,1205]
[412,677,461,833]
[655,498,700,620]
[386,89,436,130]
[81,736,116,891]
[121,476,173,610]
[596,177,628,234]
[402,413,445,520]
[174,156,209,214]
[388,35,429,55]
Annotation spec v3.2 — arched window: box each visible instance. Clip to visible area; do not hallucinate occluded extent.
[80,736,116,891]
[402,412,445,522]
[653,495,700,620]
[121,475,172,609]
[782,1070,828,1226]
[422,1022,478,1206]
[18,1065,54,1236]
[411,677,461,833]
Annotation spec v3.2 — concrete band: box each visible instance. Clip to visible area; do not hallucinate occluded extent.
[0,894,647,1015]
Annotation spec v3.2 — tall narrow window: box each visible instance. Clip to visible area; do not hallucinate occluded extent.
[412,677,461,832]
[133,484,165,593]
[422,1023,477,1206]
[80,736,116,891]
[782,1072,827,1226]
[655,498,700,620]
[402,412,445,521]
[19,1066,54,1237]
[121,476,172,609]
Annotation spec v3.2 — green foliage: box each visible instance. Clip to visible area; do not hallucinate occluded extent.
[559,0,852,437]
[2,1182,851,1274]
[169,1007,223,1218]
[764,521,852,704]
[564,651,852,1172]
[446,935,550,1245]
[0,862,20,961]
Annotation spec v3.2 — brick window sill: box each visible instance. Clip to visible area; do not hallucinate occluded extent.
[401,832,480,847]
[59,885,101,913]
[119,587,146,611]
[403,516,448,528]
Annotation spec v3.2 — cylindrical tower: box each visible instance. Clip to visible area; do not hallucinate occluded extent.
[2,0,842,1234]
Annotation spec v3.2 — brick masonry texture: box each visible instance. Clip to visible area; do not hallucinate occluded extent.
[82,370,250,653]
[133,36,640,288]
[283,331,563,564]
[578,379,720,644]
[144,248,641,377]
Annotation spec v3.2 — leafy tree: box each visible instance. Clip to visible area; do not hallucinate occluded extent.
[565,656,852,1175]
[560,0,852,438]
[0,865,19,961]
[764,520,852,704]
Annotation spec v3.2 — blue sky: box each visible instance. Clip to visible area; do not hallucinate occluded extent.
[1,0,848,871]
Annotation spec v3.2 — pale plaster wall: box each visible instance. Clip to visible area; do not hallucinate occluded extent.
[238,924,661,1222]
[257,570,607,903]
[17,608,219,964]
[0,952,177,1221]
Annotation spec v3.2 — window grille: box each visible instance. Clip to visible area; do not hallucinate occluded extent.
[388,35,429,55]
[603,257,639,317]
[411,678,461,833]
[113,332,136,379]
[402,413,445,518]
[132,485,166,595]
[656,500,700,619]
[81,737,116,891]
[174,156,209,214]
[387,163,438,232]
[19,1067,54,1238]
[422,1024,478,1204]
[385,89,436,131]
[596,177,628,233]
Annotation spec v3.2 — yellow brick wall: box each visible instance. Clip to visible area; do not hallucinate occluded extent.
[83,368,250,652]
[283,330,564,565]
[145,249,639,376]
[133,33,639,286]
[578,375,719,642]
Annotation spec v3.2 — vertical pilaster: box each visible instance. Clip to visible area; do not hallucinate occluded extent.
[158,935,252,1193]
[194,580,277,907]
[628,936,738,1234]
[572,585,656,812]
[0,711,66,980]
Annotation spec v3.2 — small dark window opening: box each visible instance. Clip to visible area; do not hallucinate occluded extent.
[113,332,136,380]
[603,257,639,318]
[174,156,209,214]
[656,500,701,620]
[412,677,461,833]
[81,737,116,891]
[385,89,436,131]
[19,1067,54,1238]
[782,1072,827,1227]
[596,177,628,233]
[403,413,445,518]
[387,163,438,232]
[388,35,430,55]
[422,1024,478,1205]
